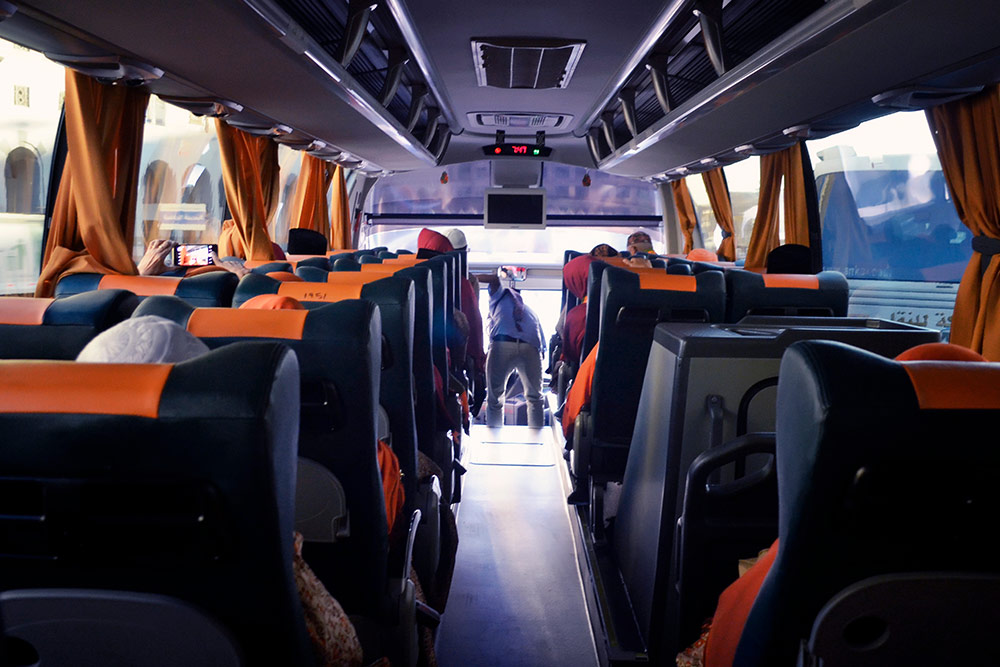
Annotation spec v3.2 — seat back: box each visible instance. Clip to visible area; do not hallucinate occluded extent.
[0,343,314,666]
[54,272,238,307]
[233,273,420,514]
[802,573,1000,667]
[725,269,848,322]
[580,256,630,361]
[736,340,1000,666]
[287,228,329,255]
[590,267,725,449]
[1,588,242,666]
[0,291,137,360]
[135,296,387,616]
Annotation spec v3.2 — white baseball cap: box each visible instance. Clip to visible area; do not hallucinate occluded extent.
[445,228,467,250]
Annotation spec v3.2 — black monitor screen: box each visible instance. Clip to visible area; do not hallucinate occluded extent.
[484,188,546,229]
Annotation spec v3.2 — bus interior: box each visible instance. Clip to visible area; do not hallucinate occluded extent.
[1,0,999,665]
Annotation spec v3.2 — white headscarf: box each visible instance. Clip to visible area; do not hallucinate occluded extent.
[445,228,467,250]
[77,315,209,363]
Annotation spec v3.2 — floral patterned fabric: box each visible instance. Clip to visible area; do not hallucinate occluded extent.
[293,531,364,667]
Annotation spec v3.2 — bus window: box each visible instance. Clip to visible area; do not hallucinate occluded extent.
[0,38,63,295]
[363,162,662,262]
[807,112,971,282]
[134,96,222,259]
[722,156,770,258]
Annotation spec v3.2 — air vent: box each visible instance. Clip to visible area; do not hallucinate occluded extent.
[469,112,571,130]
[472,38,585,89]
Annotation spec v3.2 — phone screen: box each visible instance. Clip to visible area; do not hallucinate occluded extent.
[174,244,217,267]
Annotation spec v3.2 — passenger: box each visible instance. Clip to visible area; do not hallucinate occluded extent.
[444,228,487,415]
[485,271,545,428]
[77,316,369,667]
[626,230,655,255]
[558,254,595,366]
[563,342,598,504]
[137,238,250,278]
[626,255,653,268]
[679,341,989,667]
[590,243,619,258]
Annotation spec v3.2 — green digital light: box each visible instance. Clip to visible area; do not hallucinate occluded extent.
[532,149,540,155]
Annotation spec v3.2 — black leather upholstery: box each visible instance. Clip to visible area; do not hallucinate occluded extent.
[54,271,238,308]
[0,342,316,666]
[736,340,1000,666]
[136,296,389,617]
[725,269,848,322]
[0,290,137,360]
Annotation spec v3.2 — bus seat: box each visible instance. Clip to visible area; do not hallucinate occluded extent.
[667,263,693,275]
[265,271,303,282]
[332,257,362,271]
[359,254,382,264]
[735,340,1000,666]
[573,267,726,507]
[725,269,848,322]
[295,255,333,271]
[1,588,242,666]
[54,271,238,308]
[247,261,292,273]
[0,342,316,666]
[0,290,137,359]
[800,573,1000,666]
[379,251,398,259]
[233,273,423,508]
[395,249,414,255]
[328,251,354,263]
[296,265,332,282]
[134,296,389,617]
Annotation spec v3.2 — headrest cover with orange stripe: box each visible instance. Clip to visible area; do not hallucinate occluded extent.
[265,271,304,282]
[76,315,208,363]
[98,275,182,296]
[0,297,53,325]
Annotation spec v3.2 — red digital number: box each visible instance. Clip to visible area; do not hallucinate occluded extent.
[513,145,527,154]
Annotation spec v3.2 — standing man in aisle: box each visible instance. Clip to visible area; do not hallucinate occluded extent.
[485,270,545,428]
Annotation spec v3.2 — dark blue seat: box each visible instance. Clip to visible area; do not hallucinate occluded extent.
[54,271,238,308]
[0,342,315,666]
[0,290,137,359]
[725,269,848,322]
[736,340,1000,666]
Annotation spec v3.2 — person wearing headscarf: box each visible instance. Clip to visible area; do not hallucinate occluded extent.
[558,254,595,367]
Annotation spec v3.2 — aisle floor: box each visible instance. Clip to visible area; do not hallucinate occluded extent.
[436,425,599,667]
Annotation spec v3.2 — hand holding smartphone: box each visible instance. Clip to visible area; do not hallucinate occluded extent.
[173,244,218,267]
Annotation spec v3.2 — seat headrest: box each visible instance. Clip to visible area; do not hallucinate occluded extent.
[54,272,238,308]
[726,269,848,322]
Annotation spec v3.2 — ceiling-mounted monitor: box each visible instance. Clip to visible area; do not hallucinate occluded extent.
[483,188,546,229]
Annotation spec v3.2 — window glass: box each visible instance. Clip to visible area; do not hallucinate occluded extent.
[135,97,224,260]
[364,162,662,263]
[722,156,764,258]
[686,175,719,255]
[807,112,970,281]
[270,144,304,249]
[0,39,64,294]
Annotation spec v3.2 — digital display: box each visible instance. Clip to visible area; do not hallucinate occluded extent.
[174,244,217,266]
[483,188,546,229]
[481,143,553,157]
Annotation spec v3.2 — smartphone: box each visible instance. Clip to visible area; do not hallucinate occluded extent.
[173,243,217,267]
[497,265,527,281]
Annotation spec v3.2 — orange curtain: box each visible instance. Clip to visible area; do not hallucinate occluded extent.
[744,143,810,269]
[35,71,149,297]
[926,85,1000,359]
[702,167,736,260]
[215,120,278,260]
[329,165,353,250]
[290,153,336,246]
[670,178,698,254]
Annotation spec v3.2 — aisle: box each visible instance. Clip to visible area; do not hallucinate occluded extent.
[436,425,599,667]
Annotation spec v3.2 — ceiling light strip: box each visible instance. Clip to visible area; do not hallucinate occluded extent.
[383,0,461,133]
